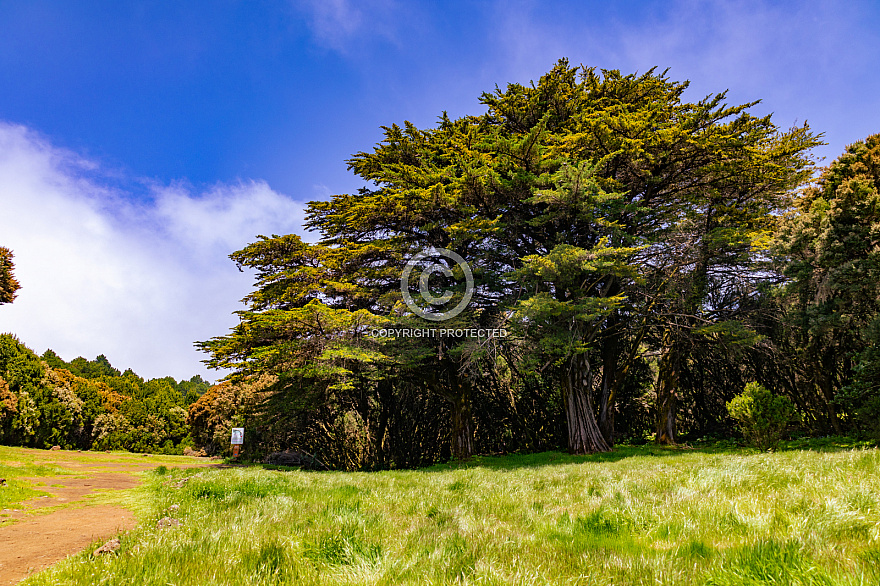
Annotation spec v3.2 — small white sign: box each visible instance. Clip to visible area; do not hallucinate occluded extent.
[230,428,244,445]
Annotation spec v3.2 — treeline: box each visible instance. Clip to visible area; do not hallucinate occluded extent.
[196,60,880,470]
[0,333,211,453]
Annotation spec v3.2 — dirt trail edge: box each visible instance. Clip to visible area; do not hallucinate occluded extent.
[0,449,215,585]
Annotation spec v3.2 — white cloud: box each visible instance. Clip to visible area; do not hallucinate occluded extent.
[294,0,405,53]
[0,122,307,382]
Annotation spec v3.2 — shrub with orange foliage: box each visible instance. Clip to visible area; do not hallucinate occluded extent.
[187,375,274,455]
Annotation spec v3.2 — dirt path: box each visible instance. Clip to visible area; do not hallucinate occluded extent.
[0,505,137,584]
[0,449,215,585]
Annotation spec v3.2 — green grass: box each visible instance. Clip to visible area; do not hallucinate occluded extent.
[0,446,72,511]
[21,443,880,585]
[0,444,203,514]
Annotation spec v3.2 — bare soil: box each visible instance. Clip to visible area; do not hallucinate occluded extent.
[0,449,215,585]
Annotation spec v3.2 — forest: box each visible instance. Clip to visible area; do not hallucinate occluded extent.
[0,334,209,453]
[2,60,879,467]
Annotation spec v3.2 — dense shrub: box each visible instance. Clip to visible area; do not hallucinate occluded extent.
[187,375,272,456]
[0,333,208,453]
[727,382,797,450]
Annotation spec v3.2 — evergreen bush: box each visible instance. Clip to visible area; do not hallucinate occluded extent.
[727,382,797,450]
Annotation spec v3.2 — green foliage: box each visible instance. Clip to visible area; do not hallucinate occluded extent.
[0,333,207,453]
[65,354,122,378]
[198,59,820,464]
[771,134,880,436]
[186,376,271,456]
[727,382,797,450]
[176,375,210,405]
[0,246,20,305]
[837,317,880,436]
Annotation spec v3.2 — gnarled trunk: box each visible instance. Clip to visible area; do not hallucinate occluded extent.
[655,335,679,444]
[597,378,615,447]
[564,353,611,454]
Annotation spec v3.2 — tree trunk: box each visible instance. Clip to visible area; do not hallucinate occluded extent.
[564,353,611,454]
[449,369,474,460]
[427,361,475,462]
[597,325,621,446]
[655,334,679,445]
[597,377,615,447]
[813,349,842,434]
[374,377,392,468]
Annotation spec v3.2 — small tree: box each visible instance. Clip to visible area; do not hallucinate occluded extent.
[0,247,20,305]
[727,382,796,450]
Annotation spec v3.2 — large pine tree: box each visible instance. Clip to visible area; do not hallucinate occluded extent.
[200,59,820,460]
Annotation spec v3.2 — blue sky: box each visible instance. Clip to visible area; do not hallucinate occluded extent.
[1,0,878,380]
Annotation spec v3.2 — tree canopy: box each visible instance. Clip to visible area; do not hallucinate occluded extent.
[196,59,840,468]
[771,133,880,434]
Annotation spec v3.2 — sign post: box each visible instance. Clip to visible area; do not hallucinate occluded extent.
[230,427,244,457]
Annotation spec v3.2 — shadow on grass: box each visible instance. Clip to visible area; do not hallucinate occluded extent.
[218,436,880,474]
[420,436,880,472]
[421,445,724,472]
[225,448,678,474]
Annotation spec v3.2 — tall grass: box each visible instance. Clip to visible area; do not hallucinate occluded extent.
[23,445,880,585]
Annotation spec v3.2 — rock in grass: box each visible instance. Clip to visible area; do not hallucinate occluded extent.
[156,517,180,529]
[93,539,120,556]
[267,451,302,466]
[266,450,329,470]
[166,473,203,488]
[50,445,61,451]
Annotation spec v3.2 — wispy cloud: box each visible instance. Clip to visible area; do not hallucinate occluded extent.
[487,0,880,162]
[610,0,880,161]
[0,122,306,381]
[293,0,407,53]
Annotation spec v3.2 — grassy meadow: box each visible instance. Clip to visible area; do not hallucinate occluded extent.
[0,445,206,520]
[0,445,72,514]
[21,441,880,586]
